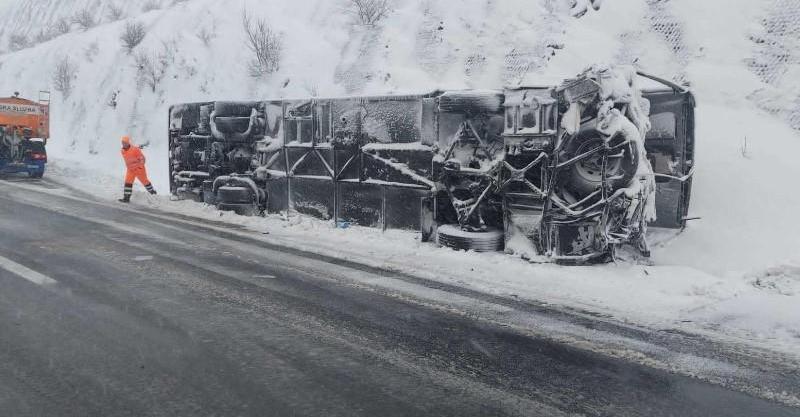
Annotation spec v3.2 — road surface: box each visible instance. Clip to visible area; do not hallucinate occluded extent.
[0,178,798,417]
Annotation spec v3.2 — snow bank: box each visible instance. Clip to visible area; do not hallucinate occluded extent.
[0,0,799,353]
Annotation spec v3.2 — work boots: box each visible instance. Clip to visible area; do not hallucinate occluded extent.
[120,183,133,203]
[119,184,156,202]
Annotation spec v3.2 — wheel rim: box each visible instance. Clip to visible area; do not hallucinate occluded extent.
[573,139,623,186]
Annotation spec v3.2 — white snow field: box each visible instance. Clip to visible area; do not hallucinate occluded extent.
[0,0,798,355]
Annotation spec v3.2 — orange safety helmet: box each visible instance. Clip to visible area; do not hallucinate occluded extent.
[121,135,131,145]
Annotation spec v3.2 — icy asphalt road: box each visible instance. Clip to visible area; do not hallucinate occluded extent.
[0,179,798,417]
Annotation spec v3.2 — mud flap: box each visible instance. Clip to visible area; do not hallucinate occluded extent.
[503,211,542,258]
[420,196,437,242]
[551,222,607,263]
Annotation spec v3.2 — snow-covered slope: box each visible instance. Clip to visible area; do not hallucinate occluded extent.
[0,0,799,351]
[0,0,793,173]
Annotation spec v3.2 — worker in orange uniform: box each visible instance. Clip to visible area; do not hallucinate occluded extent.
[119,135,156,203]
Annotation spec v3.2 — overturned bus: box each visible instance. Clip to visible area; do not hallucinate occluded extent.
[168,66,695,263]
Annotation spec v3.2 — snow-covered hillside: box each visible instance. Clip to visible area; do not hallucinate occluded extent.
[0,0,799,351]
[0,0,795,176]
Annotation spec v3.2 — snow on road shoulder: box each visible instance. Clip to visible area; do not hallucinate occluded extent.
[43,139,800,357]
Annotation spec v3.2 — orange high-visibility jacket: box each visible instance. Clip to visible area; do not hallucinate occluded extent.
[121,145,146,171]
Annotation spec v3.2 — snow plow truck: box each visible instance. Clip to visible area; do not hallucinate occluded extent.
[0,92,50,178]
[168,66,695,263]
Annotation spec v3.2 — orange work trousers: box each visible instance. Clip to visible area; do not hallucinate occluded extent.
[124,167,152,187]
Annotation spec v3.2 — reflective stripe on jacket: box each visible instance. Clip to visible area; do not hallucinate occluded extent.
[121,145,146,170]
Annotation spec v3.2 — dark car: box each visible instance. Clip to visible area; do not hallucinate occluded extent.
[0,132,47,178]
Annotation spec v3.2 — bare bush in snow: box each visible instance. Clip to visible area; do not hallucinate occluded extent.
[107,90,119,108]
[107,4,124,21]
[569,0,603,18]
[85,41,100,62]
[120,21,146,53]
[134,52,162,92]
[8,34,30,51]
[53,18,71,35]
[133,42,173,92]
[33,28,54,44]
[142,0,161,13]
[242,10,282,77]
[197,20,217,47]
[741,137,751,159]
[72,8,96,31]
[52,56,78,99]
[159,38,179,65]
[347,0,392,25]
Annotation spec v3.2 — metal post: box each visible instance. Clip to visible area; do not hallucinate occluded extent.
[284,103,293,213]
[333,148,339,226]
[381,186,387,232]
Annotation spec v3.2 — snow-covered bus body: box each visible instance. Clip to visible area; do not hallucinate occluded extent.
[168,68,694,263]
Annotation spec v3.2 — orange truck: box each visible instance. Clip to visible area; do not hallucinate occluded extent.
[0,91,50,178]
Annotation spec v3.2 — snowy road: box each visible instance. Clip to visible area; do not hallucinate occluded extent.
[0,179,798,417]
